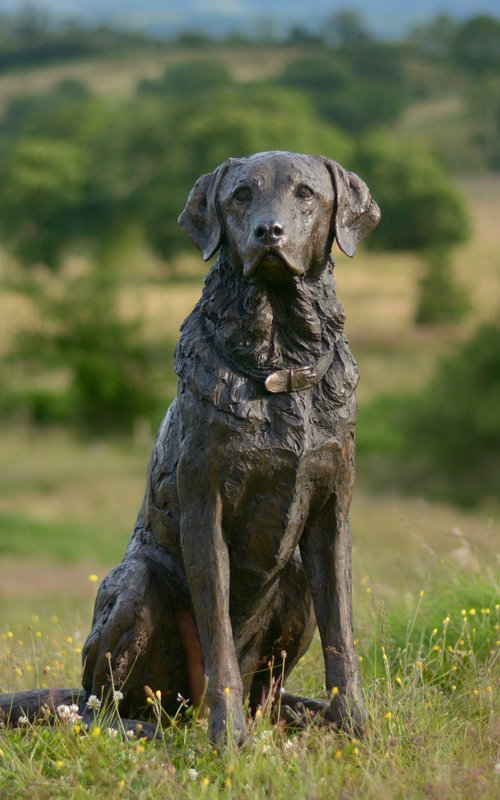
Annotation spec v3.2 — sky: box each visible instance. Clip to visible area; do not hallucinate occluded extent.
[0,0,498,37]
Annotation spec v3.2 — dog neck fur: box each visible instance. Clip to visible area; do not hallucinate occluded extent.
[197,250,346,371]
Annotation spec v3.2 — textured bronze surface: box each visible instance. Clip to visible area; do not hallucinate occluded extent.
[1,151,380,744]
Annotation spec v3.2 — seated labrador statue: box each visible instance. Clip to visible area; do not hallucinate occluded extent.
[1,151,380,744]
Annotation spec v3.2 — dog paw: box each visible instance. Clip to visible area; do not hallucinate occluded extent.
[324,692,367,738]
[208,699,247,747]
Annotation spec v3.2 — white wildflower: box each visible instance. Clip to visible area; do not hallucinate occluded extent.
[126,729,135,738]
[57,703,82,723]
[113,690,124,703]
[17,715,29,725]
[107,727,118,738]
[57,704,71,720]
[86,695,101,711]
[176,692,185,703]
[188,768,199,781]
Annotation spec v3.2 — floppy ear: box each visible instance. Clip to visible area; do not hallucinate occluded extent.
[178,161,230,261]
[322,158,381,257]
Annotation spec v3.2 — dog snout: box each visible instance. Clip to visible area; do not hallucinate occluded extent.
[253,220,285,245]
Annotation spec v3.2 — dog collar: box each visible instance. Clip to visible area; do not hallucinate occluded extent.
[264,350,334,393]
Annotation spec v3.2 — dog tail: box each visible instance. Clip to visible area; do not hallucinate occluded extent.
[0,687,84,726]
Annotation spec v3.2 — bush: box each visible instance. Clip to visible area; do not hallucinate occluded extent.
[415,246,471,325]
[404,322,500,504]
[358,322,500,507]
[354,134,470,252]
[10,266,162,435]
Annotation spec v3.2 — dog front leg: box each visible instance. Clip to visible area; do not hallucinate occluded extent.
[300,470,366,735]
[178,467,245,745]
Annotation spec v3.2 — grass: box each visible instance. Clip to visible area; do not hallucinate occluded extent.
[0,575,498,798]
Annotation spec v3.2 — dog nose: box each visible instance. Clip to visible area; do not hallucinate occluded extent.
[254,221,285,244]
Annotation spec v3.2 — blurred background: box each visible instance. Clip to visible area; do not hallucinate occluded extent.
[0,1,498,655]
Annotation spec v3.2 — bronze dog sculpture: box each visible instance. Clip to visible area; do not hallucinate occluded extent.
[1,151,380,743]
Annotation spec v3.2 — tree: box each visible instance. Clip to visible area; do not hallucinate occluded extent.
[137,59,232,99]
[12,264,161,434]
[452,15,500,74]
[355,134,469,252]
[408,14,457,60]
[323,10,371,47]
[404,322,500,505]
[276,49,406,133]
[0,136,88,268]
[354,134,471,324]
[132,84,352,259]
[0,83,142,268]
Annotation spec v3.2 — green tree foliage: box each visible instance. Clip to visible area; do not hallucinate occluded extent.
[464,75,500,170]
[137,59,232,98]
[103,81,352,260]
[0,6,152,70]
[12,266,161,434]
[415,246,470,326]
[323,10,371,47]
[354,134,470,252]
[403,322,500,505]
[452,15,500,74]
[0,136,88,268]
[408,14,458,60]
[276,46,406,134]
[354,134,471,324]
[0,81,142,266]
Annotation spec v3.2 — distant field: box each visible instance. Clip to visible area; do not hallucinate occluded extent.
[0,45,304,108]
[1,170,499,621]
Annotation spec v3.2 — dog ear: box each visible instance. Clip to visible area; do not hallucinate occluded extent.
[178,162,230,261]
[322,159,381,257]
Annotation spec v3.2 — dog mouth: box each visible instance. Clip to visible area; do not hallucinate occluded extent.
[243,248,305,280]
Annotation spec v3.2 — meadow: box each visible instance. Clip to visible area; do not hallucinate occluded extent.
[0,27,499,794]
[0,172,498,797]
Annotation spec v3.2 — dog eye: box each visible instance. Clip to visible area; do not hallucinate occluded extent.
[233,187,252,202]
[296,184,314,199]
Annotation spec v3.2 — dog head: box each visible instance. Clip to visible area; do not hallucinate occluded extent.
[178,151,380,281]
